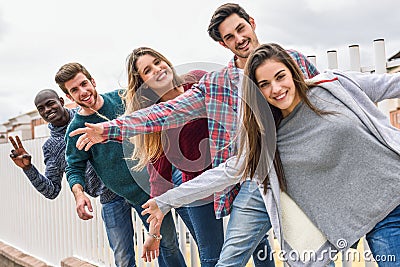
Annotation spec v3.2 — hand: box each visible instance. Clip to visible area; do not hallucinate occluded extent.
[9,136,32,170]
[141,237,160,262]
[72,184,93,220]
[141,218,161,262]
[69,122,105,151]
[141,199,165,228]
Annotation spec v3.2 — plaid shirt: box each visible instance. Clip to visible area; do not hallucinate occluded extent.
[103,49,319,218]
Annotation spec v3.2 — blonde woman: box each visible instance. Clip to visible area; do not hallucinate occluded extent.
[122,47,223,266]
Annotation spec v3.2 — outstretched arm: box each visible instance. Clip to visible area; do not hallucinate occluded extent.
[336,71,400,102]
[142,154,247,216]
[69,86,207,151]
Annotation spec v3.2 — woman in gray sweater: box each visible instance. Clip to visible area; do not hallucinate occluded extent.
[142,43,400,266]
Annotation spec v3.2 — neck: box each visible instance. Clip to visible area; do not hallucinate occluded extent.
[235,56,248,70]
[159,86,184,102]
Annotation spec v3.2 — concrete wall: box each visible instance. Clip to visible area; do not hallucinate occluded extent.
[0,241,96,267]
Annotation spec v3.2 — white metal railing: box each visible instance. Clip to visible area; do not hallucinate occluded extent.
[0,138,380,267]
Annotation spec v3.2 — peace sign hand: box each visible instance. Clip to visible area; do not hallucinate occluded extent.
[9,136,32,170]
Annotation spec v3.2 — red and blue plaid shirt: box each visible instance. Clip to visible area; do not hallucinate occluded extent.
[103,49,319,218]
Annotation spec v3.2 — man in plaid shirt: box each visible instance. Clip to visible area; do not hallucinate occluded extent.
[71,3,319,266]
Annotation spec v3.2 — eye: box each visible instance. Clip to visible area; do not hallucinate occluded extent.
[225,35,233,41]
[258,81,270,89]
[154,59,161,65]
[277,74,286,80]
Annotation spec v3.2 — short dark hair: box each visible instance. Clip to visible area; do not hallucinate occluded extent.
[34,89,60,106]
[55,62,93,94]
[207,3,251,42]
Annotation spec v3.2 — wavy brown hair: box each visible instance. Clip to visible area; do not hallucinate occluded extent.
[239,43,332,192]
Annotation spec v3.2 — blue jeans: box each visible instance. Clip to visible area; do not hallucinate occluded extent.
[102,195,187,267]
[102,195,135,267]
[172,167,224,267]
[188,202,224,266]
[216,180,275,267]
[366,204,400,267]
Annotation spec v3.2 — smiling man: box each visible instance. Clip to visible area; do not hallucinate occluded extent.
[8,88,139,267]
[55,62,186,267]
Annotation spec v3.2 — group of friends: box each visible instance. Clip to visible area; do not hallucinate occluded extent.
[8,3,400,267]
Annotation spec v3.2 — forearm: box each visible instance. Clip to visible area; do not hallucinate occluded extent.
[23,164,62,199]
[341,71,400,102]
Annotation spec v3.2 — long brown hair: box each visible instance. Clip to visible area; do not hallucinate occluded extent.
[121,47,184,171]
[239,43,332,192]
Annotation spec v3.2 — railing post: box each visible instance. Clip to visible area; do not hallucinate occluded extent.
[327,50,338,69]
[349,45,361,71]
[373,39,386,74]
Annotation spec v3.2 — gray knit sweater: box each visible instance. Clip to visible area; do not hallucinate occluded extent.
[24,108,116,203]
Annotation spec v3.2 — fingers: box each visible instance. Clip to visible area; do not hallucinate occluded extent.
[77,207,93,220]
[69,127,86,137]
[15,136,23,149]
[142,249,159,262]
[84,141,94,151]
[9,136,18,150]
[141,207,149,216]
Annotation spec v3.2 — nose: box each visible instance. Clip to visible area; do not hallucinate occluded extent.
[271,81,281,94]
[44,105,52,113]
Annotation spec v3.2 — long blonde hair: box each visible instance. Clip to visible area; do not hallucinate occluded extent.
[121,47,184,171]
[240,43,332,192]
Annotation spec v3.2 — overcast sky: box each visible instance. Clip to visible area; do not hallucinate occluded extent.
[0,0,399,123]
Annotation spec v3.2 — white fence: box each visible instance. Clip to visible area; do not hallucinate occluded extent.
[0,137,201,267]
[0,136,381,267]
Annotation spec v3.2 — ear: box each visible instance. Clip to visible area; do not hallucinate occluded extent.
[249,17,256,31]
[65,94,73,102]
[59,97,65,106]
[90,78,96,88]
[219,41,228,49]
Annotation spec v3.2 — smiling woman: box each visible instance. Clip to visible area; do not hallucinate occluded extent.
[120,46,224,265]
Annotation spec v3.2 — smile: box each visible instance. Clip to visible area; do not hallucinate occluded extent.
[156,70,168,81]
[275,91,288,101]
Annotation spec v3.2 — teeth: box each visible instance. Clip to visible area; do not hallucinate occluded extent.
[238,40,249,49]
[157,71,167,81]
[275,92,286,100]
[47,112,56,119]
[82,96,91,101]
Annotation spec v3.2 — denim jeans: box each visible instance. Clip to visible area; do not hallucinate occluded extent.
[188,202,224,266]
[366,204,400,267]
[172,167,224,267]
[102,195,186,267]
[216,180,275,267]
[102,195,136,267]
